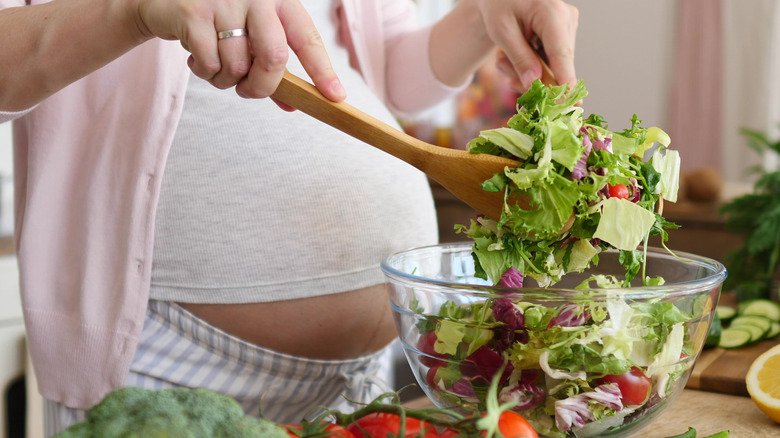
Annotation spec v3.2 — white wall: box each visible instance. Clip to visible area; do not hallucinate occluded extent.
[568,0,678,133]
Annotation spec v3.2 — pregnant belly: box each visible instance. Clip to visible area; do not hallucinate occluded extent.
[177,284,397,359]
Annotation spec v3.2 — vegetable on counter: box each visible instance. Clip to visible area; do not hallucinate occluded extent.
[663,427,730,438]
[54,380,541,438]
[715,299,780,349]
[53,387,289,438]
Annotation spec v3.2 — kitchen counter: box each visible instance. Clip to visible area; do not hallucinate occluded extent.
[405,389,779,437]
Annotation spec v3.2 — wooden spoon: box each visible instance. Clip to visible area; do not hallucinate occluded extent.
[271,65,555,221]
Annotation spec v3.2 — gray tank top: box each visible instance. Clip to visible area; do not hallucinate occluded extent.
[149,0,438,303]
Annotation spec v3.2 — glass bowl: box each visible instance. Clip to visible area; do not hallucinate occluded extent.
[381,243,726,438]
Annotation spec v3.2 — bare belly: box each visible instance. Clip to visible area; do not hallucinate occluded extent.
[178,284,397,359]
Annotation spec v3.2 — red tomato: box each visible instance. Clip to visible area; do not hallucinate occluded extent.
[347,413,438,438]
[436,412,537,438]
[484,411,538,438]
[598,366,652,405]
[608,183,630,199]
[285,422,354,438]
[426,364,440,388]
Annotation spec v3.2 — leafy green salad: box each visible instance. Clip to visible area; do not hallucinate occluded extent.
[457,79,680,288]
[413,80,692,437]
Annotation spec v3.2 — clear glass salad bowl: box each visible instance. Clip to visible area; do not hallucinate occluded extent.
[381,243,727,438]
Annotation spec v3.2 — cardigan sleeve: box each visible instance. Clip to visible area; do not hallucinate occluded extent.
[383,24,470,118]
[337,0,471,119]
[0,108,34,124]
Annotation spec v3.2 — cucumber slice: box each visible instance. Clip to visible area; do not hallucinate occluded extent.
[727,319,767,342]
[718,327,753,349]
[731,315,773,334]
[715,305,737,322]
[767,321,780,339]
[738,299,780,322]
[705,313,722,348]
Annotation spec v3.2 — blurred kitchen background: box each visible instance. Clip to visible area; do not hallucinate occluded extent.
[2,1,780,437]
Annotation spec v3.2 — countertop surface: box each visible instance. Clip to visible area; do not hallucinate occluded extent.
[405,389,779,437]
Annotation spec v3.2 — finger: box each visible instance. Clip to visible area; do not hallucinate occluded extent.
[486,17,542,91]
[185,20,223,82]
[533,5,578,88]
[277,0,345,102]
[494,49,523,91]
[236,2,289,98]
[536,28,576,88]
[211,25,252,89]
[270,97,297,112]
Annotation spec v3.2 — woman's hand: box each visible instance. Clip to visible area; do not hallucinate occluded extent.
[430,0,578,92]
[475,0,578,90]
[135,0,345,102]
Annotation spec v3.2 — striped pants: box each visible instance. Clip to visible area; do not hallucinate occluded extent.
[44,300,395,436]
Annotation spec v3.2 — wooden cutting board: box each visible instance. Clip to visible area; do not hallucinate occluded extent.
[686,339,780,396]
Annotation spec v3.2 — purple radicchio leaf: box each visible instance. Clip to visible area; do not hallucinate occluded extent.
[592,132,613,153]
[586,382,623,411]
[499,266,524,288]
[548,303,590,327]
[459,346,514,386]
[628,177,642,203]
[499,381,547,411]
[554,383,624,432]
[572,127,594,180]
[448,378,479,401]
[555,395,593,432]
[491,298,527,353]
[492,298,525,331]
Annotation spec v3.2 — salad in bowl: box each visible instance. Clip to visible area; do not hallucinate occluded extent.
[381,80,727,437]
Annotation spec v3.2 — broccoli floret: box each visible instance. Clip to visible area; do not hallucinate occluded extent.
[54,387,288,438]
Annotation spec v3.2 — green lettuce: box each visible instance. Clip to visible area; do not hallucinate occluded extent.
[461,79,680,287]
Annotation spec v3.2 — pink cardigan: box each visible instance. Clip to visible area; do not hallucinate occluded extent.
[0,0,465,409]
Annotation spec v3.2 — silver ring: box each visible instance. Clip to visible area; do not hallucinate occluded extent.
[217,28,248,40]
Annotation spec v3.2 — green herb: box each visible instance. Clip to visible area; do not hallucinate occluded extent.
[664,427,730,438]
[720,125,780,301]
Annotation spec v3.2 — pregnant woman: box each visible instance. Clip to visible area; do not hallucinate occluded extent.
[0,0,578,434]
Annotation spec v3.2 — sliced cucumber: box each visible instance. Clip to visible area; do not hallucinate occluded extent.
[730,315,773,334]
[767,321,780,339]
[716,305,737,322]
[738,299,780,322]
[718,327,753,349]
[727,319,767,342]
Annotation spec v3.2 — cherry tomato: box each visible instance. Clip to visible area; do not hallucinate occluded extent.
[426,364,440,388]
[347,413,438,438]
[285,422,354,438]
[436,411,537,438]
[486,411,538,438]
[608,183,630,199]
[417,330,447,367]
[598,366,652,405]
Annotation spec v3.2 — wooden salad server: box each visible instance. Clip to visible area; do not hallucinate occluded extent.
[271,65,555,221]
